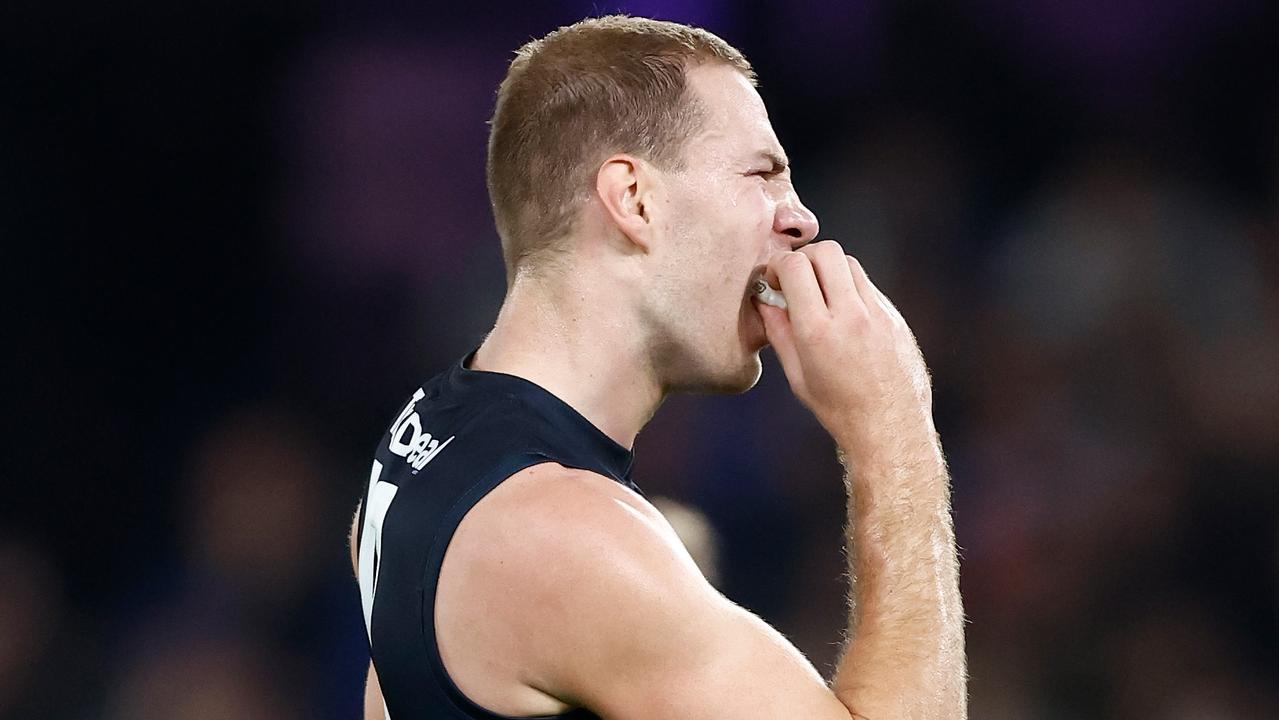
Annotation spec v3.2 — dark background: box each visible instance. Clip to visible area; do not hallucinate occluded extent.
[4,1,1279,717]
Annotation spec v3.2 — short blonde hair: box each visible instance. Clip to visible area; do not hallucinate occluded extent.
[486,15,755,280]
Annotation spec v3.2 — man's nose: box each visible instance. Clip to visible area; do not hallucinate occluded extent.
[774,195,820,250]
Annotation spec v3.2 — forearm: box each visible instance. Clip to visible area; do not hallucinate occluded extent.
[829,427,967,720]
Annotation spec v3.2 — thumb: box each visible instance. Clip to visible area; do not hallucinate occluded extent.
[755,298,806,392]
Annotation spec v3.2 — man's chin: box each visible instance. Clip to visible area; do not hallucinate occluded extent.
[708,352,764,395]
[662,342,763,396]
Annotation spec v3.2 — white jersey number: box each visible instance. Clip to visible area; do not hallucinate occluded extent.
[358,460,399,641]
[359,461,397,720]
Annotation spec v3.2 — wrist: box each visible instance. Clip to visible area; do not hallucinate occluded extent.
[833,412,940,467]
[837,428,948,510]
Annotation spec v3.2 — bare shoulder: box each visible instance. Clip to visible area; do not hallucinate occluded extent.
[435,462,687,715]
[437,460,691,640]
[439,463,849,720]
[453,462,691,578]
[492,462,680,556]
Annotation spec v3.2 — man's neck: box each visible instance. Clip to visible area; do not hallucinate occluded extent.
[469,277,662,450]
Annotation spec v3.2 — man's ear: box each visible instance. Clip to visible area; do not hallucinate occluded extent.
[595,154,654,253]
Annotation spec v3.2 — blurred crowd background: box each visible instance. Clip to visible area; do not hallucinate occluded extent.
[6,1,1279,718]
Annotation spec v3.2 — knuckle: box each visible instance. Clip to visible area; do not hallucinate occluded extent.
[802,240,843,265]
[795,316,831,344]
[845,306,871,331]
[814,239,845,256]
[845,254,866,276]
[780,252,811,272]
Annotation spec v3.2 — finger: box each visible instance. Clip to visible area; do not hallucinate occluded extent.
[800,240,861,315]
[845,255,881,314]
[872,283,902,319]
[771,252,829,336]
[846,255,906,323]
[754,297,805,389]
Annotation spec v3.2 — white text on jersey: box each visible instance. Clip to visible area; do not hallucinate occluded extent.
[388,388,455,472]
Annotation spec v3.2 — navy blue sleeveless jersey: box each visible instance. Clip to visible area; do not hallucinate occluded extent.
[355,349,639,720]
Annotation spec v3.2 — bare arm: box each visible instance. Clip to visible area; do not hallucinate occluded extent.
[450,465,856,720]
[349,507,386,720]
[831,436,963,718]
[758,242,966,718]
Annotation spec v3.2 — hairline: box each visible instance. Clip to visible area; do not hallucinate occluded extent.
[509,58,755,278]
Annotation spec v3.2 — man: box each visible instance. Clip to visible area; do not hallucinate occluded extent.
[351,15,966,720]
